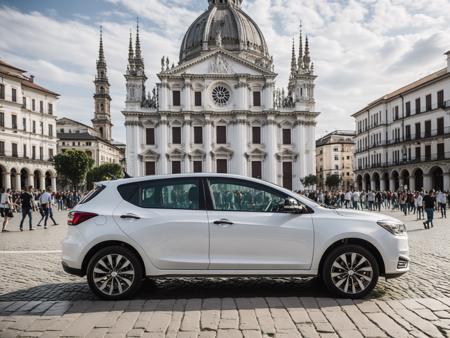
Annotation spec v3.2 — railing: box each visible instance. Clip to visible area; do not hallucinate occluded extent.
[356,151,450,170]
[355,127,450,154]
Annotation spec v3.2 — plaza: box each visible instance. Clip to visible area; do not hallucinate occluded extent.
[1,208,450,337]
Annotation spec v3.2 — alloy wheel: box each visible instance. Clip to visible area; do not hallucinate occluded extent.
[330,252,374,294]
[92,254,135,296]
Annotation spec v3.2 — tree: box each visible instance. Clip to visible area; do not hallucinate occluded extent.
[326,174,342,191]
[300,174,318,190]
[54,150,92,190]
[86,163,124,190]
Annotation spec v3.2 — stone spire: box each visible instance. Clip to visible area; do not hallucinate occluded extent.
[98,26,105,63]
[127,30,134,74]
[93,25,112,141]
[134,18,145,72]
[298,22,303,69]
[96,26,107,79]
[290,37,297,75]
[303,35,311,69]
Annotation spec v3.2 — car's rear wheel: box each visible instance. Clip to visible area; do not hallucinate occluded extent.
[322,244,379,299]
[87,246,143,300]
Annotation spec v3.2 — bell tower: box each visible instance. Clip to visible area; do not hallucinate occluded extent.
[92,26,113,141]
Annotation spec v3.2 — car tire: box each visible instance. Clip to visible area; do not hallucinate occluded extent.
[322,244,379,299]
[87,245,144,300]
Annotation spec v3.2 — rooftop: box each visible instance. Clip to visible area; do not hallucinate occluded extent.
[353,66,448,117]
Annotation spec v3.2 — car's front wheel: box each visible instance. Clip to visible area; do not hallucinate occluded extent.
[86,246,144,300]
[322,244,379,299]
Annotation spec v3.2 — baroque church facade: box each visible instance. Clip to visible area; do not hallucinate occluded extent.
[123,0,319,191]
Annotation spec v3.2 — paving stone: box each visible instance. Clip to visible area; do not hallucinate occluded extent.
[366,312,409,338]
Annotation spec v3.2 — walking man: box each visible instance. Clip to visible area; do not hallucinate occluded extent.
[436,191,447,219]
[423,191,435,229]
[39,187,58,229]
[18,186,35,231]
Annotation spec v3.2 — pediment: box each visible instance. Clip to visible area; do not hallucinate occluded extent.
[212,145,234,154]
[275,148,298,160]
[161,49,276,77]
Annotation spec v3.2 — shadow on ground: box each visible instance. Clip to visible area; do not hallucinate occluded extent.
[0,277,388,302]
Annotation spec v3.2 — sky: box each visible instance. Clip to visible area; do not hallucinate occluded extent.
[1,0,449,143]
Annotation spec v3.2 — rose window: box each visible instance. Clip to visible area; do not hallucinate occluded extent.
[212,86,230,106]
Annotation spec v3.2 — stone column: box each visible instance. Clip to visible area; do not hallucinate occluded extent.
[399,177,404,191]
[28,173,34,189]
[370,180,376,191]
[379,179,386,192]
[183,117,191,173]
[51,176,57,192]
[204,117,212,172]
[15,175,20,191]
[264,115,277,184]
[4,172,11,190]
[443,173,450,191]
[423,174,432,192]
[389,177,395,192]
[237,79,248,110]
[233,115,247,175]
[293,121,302,191]
[183,80,191,110]
[409,176,415,192]
[262,81,274,110]
[159,117,169,175]
[40,175,45,191]
[362,177,367,191]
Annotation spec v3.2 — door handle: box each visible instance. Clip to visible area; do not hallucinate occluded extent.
[213,219,234,226]
[120,214,141,220]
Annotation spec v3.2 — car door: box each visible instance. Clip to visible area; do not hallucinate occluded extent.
[206,177,314,270]
[113,177,209,270]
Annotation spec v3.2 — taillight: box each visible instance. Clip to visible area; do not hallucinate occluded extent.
[68,211,98,226]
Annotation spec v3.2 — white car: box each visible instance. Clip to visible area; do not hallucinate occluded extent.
[62,174,409,300]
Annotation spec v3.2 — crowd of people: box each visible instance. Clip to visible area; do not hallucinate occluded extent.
[304,189,448,229]
[0,187,82,232]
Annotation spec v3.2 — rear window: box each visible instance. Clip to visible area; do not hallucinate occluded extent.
[117,178,202,210]
[79,185,106,204]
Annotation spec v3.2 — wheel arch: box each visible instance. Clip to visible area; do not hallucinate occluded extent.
[81,240,146,276]
[318,238,386,277]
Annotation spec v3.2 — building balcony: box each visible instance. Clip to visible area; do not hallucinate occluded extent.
[355,151,450,171]
[354,127,450,154]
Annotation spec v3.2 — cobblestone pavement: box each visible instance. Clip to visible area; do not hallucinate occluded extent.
[0,208,449,337]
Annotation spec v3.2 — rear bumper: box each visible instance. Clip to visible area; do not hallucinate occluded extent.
[62,261,84,277]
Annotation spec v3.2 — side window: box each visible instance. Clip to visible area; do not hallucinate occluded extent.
[208,178,288,213]
[118,179,201,210]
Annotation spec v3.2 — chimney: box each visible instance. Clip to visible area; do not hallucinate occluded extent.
[446,51,450,73]
[29,75,35,83]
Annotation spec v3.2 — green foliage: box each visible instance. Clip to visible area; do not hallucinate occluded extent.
[53,150,92,189]
[326,174,342,190]
[301,174,318,189]
[86,163,124,189]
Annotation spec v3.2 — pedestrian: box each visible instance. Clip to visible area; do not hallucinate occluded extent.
[436,191,447,219]
[367,191,375,211]
[39,186,58,229]
[1,188,14,232]
[423,191,435,229]
[415,192,424,220]
[17,186,36,231]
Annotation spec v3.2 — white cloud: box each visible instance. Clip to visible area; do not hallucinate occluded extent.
[1,0,449,143]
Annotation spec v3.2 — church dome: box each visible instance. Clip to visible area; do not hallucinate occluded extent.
[179,0,271,66]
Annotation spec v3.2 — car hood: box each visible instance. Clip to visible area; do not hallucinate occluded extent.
[334,209,402,223]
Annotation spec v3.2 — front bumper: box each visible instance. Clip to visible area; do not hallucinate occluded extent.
[62,261,84,277]
[382,234,410,277]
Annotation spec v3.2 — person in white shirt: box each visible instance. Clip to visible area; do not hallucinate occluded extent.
[39,187,58,229]
[415,193,423,220]
[352,191,360,210]
[344,191,352,208]
[436,191,447,218]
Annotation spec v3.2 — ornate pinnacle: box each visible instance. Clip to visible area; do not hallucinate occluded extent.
[298,21,303,68]
[135,17,142,61]
[303,35,311,67]
[128,30,134,64]
[290,37,297,75]
[98,25,105,62]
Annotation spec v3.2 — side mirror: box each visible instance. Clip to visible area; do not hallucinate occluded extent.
[283,198,307,214]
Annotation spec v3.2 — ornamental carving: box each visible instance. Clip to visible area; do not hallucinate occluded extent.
[209,54,233,74]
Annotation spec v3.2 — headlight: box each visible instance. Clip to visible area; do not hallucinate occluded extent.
[377,220,407,236]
